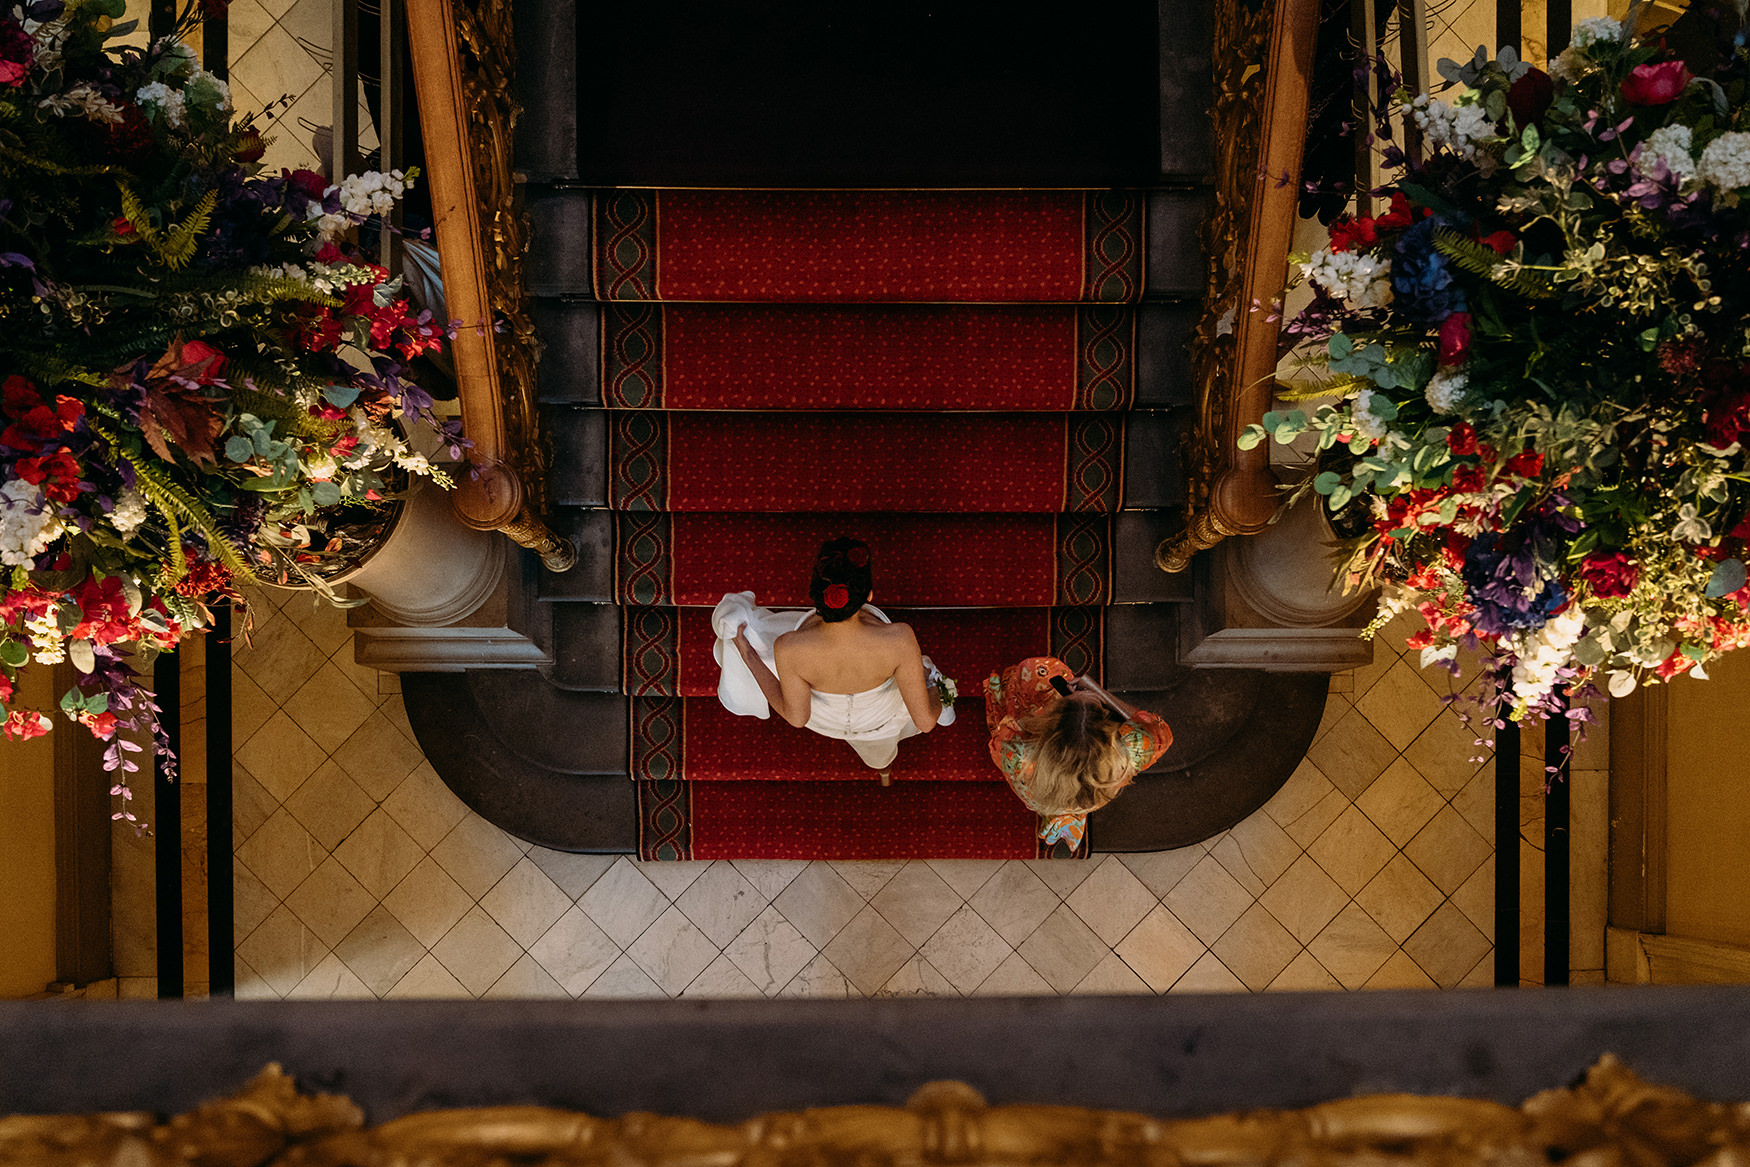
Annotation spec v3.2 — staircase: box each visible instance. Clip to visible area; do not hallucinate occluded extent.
[399,0,1330,856]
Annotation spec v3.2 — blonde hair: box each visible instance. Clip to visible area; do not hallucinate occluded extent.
[1015,697,1134,814]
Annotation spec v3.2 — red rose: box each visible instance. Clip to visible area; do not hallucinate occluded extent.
[1437,312,1472,366]
[1622,61,1693,105]
[1451,464,1486,492]
[1577,552,1639,598]
[1447,421,1478,456]
[180,339,227,382]
[1479,230,1516,255]
[1503,449,1544,479]
[822,584,850,610]
[286,168,328,202]
[1507,68,1555,127]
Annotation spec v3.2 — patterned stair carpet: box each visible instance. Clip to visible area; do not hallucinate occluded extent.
[610,188,1149,860]
[614,513,1113,607]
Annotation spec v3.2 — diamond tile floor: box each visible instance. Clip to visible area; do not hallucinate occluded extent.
[216,585,1609,999]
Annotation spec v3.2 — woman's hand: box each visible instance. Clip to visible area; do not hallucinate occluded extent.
[733,627,754,659]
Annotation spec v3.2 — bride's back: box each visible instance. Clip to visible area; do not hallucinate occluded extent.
[778,611,915,695]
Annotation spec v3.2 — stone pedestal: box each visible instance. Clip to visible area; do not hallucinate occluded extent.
[346,479,551,672]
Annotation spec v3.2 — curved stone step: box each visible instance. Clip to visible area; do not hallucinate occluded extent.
[401,668,1327,855]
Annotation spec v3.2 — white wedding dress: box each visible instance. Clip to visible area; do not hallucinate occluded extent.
[711,591,952,769]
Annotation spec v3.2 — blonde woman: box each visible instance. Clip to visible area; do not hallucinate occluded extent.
[983,657,1172,849]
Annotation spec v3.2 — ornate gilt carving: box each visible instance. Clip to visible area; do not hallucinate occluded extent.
[402,0,575,570]
[1158,0,1319,574]
[6,1058,1748,1167]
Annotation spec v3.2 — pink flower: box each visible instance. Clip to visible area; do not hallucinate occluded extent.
[1577,552,1639,598]
[2,709,51,741]
[0,17,32,88]
[1622,61,1692,105]
[1437,312,1472,366]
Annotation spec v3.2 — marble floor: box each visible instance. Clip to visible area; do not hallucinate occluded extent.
[196,584,1609,1001]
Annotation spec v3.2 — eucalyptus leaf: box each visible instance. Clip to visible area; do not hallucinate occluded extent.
[323,383,361,408]
[225,435,254,462]
[1704,557,1745,598]
[68,638,95,675]
[311,481,342,507]
[1329,484,1353,510]
[1313,471,1343,495]
[1,640,27,667]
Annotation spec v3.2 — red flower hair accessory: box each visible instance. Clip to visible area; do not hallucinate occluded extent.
[823,584,850,609]
[847,546,869,567]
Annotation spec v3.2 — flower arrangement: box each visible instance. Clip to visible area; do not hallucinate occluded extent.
[1249,4,1750,718]
[0,0,460,820]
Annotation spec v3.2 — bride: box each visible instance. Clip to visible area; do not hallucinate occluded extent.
[719,537,948,775]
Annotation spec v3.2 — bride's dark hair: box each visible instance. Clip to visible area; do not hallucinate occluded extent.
[810,536,873,623]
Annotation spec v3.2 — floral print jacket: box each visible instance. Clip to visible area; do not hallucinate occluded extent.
[982,656,1172,850]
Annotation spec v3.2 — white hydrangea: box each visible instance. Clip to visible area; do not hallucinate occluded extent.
[1404,95,1498,159]
[307,205,351,244]
[110,487,148,536]
[135,80,187,128]
[1302,248,1393,307]
[184,69,231,112]
[1351,389,1391,441]
[1425,368,1469,413]
[1,478,63,567]
[1697,131,1750,192]
[1572,17,1623,47]
[1641,123,1696,179]
[1509,606,1587,708]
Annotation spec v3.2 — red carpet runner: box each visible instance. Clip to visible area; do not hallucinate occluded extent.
[619,189,1147,860]
[594,189,1144,303]
[610,412,1124,513]
[602,304,1135,411]
[615,514,1113,608]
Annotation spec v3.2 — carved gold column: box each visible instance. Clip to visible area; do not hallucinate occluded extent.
[1157,0,1320,574]
[403,0,576,573]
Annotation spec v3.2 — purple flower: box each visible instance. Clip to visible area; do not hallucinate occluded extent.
[1459,498,1582,636]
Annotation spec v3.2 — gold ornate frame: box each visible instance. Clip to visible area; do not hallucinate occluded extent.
[1157,0,1321,573]
[402,0,575,572]
[0,1057,1735,1167]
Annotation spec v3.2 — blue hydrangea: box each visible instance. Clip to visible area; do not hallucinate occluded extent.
[1391,218,1468,325]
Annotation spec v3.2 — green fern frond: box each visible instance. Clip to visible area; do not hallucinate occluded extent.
[1433,228,1558,300]
[225,383,333,439]
[88,420,260,584]
[0,142,112,176]
[1276,373,1372,402]
[116,183,218,270]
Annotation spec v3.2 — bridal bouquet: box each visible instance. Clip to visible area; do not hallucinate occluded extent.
[0,0,459,820]
[1248,3,1750,718]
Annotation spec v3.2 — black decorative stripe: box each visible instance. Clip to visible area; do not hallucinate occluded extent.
[602,303,666,408]
[631,695,685,784]
[1075,305,1134,411]
[1049,607,1104,681]
[615,512,673,606]
[637,779,693,860]
[594,189,659,301]
[1054,514,1110,606]
[609,410,669,511]
[1063,414,1124,512]
[1082,190,1144,303]
[623,607,680,696]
